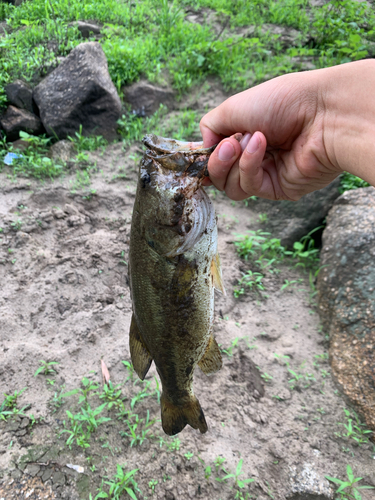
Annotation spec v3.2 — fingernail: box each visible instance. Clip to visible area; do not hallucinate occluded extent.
[247,133,260,154]
[218,141,235,161]
[240,132,252,152]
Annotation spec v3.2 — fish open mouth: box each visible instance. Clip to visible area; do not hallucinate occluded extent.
[143,134,217,177]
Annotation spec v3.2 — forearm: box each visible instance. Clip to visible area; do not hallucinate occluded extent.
[321,60,375,185]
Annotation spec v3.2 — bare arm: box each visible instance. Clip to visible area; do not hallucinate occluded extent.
[200,60,375,201]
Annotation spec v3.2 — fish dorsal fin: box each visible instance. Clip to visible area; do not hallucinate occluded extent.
[129,314,153,380]
[211,253,226,295]
[198,335,223,375]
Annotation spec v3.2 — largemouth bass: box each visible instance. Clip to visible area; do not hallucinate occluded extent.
[128,134,225,435]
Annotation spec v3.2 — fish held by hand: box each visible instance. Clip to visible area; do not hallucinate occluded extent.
[128,134,225,435]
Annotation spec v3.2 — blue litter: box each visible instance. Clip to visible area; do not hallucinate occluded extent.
[3,152,22,165]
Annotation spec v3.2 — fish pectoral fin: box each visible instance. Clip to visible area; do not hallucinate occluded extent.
[161,394,208,435]
[198,335,223,375]
[129,314,153,381]
[211,253,226,295]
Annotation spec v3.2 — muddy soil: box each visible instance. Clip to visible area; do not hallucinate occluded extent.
[0,138,374,500]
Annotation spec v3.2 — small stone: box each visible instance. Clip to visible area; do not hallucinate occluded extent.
[48,140,76,163]
[274,387,292,401]
[67,215,85,226]
[52,471,66,486]
[268,439,286,459]
[11,139,29,152]
[25,464,40,477]
[5,80,35,113]
[123,80,175,116]
[261,329,282,341]
[10,469,23,479]
[0,105,44,141]
[70,21,102,38]
[6,421,21,432]
[287,462,334,499]
[52,207,65,219]
[42,468,53,482]
[14,232,31,247]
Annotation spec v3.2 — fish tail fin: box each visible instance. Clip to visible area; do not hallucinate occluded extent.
[129,314,153,380]
[161,393,208,435]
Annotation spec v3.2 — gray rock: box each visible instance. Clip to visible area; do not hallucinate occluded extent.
[20,417,30,428]
[52,471,66,486]
[10,469,23,479]
[11,139,29,152]
[6,80,35,113]
[25,464,41,477]
[0,105,44,141]
[287,463,334,499]
[42,468,53,482]
[70,21,102,38]
[15,429,27,436]
[317,187,375,431]
[33,42,121,140]
[123,80,175,116]
[247,178,341,248]
[6,419,21,432]
[48,140,76,163]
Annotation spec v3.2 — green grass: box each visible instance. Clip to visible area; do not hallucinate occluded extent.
[339,172,371,194]
[233,228,321,298]
[1,0,374,110]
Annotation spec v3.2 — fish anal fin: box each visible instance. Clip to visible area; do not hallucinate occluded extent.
[161,394,208,435]
[211,253,226,295]
[198,335,223,375]
[129,314,153,380]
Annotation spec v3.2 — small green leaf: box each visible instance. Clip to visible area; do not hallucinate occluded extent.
[347,465,354,483]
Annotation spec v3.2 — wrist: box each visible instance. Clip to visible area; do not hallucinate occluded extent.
[321,60,375,185]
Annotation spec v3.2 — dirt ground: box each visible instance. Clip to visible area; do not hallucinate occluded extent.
[0,134,374,500]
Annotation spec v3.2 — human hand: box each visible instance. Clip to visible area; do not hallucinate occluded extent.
[200,60,375,201]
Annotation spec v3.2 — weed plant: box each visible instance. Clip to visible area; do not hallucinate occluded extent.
[326,465,374,500]
[335,408,373,446]
[0,388,28,421]
[233,229,321,297]
[34,360,59,376]
[94,464,140,500]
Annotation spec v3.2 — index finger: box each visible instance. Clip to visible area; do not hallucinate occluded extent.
[200,98,240,147]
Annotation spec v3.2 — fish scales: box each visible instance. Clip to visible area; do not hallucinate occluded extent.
[128,134,224,435]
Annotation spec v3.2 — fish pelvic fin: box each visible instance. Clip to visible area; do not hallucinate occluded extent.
[161,394,208,435]
[129,314,153,380]
[198,335,223,375]
[211,253,226,295]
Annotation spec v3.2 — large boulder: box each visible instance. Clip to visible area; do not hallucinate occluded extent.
[33,42,121,140]
[0,105,44,141]
[317,187,375,431]
[122,80,175,116]
[247,178,341,247]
